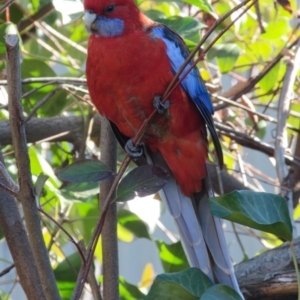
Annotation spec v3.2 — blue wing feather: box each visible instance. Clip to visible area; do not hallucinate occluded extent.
[151,25,214,114]
[151,25,223,167]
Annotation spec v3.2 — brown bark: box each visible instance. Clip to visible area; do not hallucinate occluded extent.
[235,237,300,300]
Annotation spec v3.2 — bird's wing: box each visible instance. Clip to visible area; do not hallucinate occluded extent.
[151,25,223,167]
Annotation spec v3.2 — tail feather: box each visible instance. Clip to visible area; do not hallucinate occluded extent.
[144,147,243,297]
[197,186,240,290]
[160,175,213,278]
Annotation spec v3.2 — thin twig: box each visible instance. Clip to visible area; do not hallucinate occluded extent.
[216,122,300,166]
[41,21,87,54]
[0,157,19,194]
[254,1,265,33]
[0,0,15,13]
[232,222,248,259]
[78,241,103,300]
[0,77,86,86]
[25,86,62,122]
[72,156,130,299]
[38,207,86,262]
[0,264,15,277]
[0,181,18,197]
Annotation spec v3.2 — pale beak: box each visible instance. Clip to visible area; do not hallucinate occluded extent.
[84,10,97,31]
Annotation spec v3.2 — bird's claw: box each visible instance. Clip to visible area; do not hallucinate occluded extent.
[125,139,144,159]
[153,96,170,114]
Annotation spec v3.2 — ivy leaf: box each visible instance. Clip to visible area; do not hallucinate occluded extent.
[201,284,244,300]
[116,165,169,202]
[146,268,213,299]
[209,190,293,241]
[58,159,113,183]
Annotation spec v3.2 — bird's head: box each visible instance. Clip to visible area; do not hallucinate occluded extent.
[84,0,151,37]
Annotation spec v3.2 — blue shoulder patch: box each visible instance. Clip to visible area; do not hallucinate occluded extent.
[151,25,223,167]
[151,25,214,115]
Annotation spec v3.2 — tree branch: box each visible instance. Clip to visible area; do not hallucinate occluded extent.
[6,34,61,300]
[275,38,300,236]
[99,116,119,299]
[216,122,299,166]
[235,237,300,300]
[0,153,46,299]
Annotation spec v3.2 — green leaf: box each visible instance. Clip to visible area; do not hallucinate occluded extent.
[117,223,134,242]
[54,252,82,282]
[207,44,241,73]
[7,4,24,24]
[258,62,280,93]
[118,209,151,239]
[69,200,99,242]
[209,190,293,241]
[0,226,4,241]
[254,120,267,140]
[244,118,267,139]
[57,281,76,300]
[58,159,113,183]
[249,41,273,61]
[146,282,198,300]
[41,89,72,117]
[35,173,49,198]
[146,268,213,299]
[262,18,290,40]
[156,241,189,273]
[21,59,56,79]
[116,165,169,202]
[60,182,99,201]
[119,277,146,300]
[182,0,214,14]
[144,9,167,20]
[201,284,243,300]
[157,16,205,43]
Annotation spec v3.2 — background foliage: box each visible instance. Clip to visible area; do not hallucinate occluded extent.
[0,0,299,299]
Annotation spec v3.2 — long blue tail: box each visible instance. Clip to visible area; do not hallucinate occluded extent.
[145,148,243,297]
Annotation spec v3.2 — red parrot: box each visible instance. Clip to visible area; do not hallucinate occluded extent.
[83,0,242,296]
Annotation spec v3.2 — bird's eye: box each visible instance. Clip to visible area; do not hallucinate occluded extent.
[105,4,115,13]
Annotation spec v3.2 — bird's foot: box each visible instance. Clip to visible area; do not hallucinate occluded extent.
[153,96,170,114]
[125,138,144,159]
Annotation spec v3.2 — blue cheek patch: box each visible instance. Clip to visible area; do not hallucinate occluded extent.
[93,16,124,37]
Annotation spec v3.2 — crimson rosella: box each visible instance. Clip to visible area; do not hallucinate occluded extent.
[83,0,242,295]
